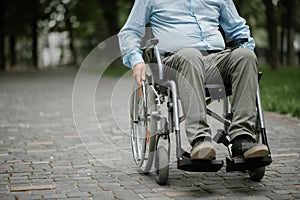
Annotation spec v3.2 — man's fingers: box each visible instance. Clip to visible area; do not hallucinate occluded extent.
[137,76,142,85]
[141,65,146,82]
[134,71,142,85]
[133,63,147,85]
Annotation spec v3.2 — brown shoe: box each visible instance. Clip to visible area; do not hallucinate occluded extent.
[231,136,269,159]
[190,140,216,160]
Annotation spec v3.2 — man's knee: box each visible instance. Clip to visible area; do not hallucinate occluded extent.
[230,48,258,74]
[231,48,257,64]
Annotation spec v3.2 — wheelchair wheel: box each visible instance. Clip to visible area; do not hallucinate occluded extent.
[130,81,157,174]
[155,146,169,185]
[247,114,266,181]
[248,167,265,181]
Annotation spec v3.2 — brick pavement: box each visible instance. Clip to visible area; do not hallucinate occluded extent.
[0,67,299,199]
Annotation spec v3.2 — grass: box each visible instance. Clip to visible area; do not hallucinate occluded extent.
[259,65,300,118]
[82,64,131,78]
[103,65,130,77]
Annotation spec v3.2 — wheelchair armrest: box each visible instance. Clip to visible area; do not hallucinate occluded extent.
[141,38,160,63]
[142,38,159,50]
[226,38,248,49]
[141,38,164,80]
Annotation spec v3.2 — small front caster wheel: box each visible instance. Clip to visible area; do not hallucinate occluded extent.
[155,146,169,185]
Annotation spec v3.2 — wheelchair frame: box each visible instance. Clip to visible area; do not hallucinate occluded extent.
[130,38,272,185]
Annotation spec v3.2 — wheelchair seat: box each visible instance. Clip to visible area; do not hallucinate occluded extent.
[205,83,232,99]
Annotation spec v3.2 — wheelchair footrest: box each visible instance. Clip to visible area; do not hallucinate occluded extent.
[226,155,272,172]
[177,152,223,172]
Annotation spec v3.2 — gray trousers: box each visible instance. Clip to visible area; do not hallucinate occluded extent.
[162,48,258,145]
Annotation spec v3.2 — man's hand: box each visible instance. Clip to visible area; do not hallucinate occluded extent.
[133,62,147,85]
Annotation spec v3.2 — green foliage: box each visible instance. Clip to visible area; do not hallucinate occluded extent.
[118,0,134,27]
[259,66,300,118]
[103,65,130,77]
[83,64,130,78]
[72,0,108,55]
[234,0,266,29]
[3,0,46,37]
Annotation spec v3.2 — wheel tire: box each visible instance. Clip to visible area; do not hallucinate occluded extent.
[130,81,157,174]
[247,114,266,181]
[248,167,265,181]
[155,146,169,185]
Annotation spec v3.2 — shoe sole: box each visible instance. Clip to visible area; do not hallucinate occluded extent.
[190,142,216,160]
[243,145,269,158]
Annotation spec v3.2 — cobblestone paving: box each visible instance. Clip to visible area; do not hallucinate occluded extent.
[0,67,299,199]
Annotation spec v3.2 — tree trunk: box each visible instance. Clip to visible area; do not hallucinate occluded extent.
[9,35,16,67]
[99,0,120,36]
[0,0,5,71]
[286,0,297,66]
[233,0,244,16]
[99,0,122,68]
[31,0,38,69]
[69,25,77,66]
[66,18,77,66]
[263,0,280,70]
[280,17,285,65]
[286,27,297,66]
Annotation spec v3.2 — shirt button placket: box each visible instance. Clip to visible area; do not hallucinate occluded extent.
[190,0,194,16]
[190,0,203,41]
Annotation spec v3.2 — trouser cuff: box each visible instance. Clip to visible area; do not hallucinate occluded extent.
[230,131,256,142]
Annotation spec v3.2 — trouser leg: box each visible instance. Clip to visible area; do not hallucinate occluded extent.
[162,47,258,145]
[163,48,210,145]
[209,48,258,141]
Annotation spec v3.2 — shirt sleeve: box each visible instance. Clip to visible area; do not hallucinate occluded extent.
[118,0,152,69]
[219,0,255,50]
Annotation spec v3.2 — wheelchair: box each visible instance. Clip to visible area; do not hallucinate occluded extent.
[130,38,272,185]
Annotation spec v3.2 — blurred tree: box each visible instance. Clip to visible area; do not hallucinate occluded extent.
[118,0,134,26]
[279,0,298,66]
[97,0,134,67]
[99,0,119,36]
[233,0,265,31]
[65,5,76,65]
[31,0,39,68]
[72,0,107,57]
[279,1,286,65]
[1,0,45,69]
[8,0,29,68]
[0,0,5,71]
[263,0,280,70]
[1,0,26,69]
[61,0,79,65]
[233,0,247,19]
[40,0,75,65]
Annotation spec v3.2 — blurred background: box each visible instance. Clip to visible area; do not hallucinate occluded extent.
[0,0,299,117]
[0,0,134,70]
[0,0,300,70]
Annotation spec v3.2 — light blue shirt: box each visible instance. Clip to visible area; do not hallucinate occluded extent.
[118,0,255,69]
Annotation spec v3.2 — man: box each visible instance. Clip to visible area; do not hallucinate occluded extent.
[118,0,268,160]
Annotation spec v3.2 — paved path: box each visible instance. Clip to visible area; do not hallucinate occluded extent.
[0,67,299,200]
